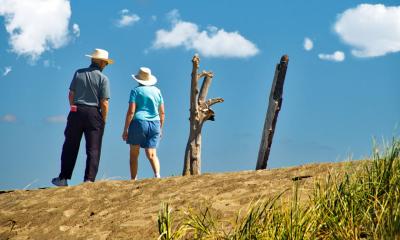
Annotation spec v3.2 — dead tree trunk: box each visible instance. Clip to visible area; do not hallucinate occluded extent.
[256,55,289,170]
[183,54,224,176]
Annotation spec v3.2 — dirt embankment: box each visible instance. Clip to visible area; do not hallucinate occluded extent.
[0,161,363,240]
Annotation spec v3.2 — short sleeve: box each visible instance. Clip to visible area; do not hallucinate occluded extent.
[129,89,137,103]
[69,72,77,91]
[100,76,111,99]
[158,89,164,104]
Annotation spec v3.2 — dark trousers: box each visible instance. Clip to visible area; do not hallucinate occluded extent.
[59,105,105,181]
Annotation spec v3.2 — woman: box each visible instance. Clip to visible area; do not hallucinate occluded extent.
[122,67,165,180]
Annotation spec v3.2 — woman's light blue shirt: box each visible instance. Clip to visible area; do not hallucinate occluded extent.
[129,85,164,121]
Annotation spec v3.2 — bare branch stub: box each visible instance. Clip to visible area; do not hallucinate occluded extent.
[198,71,213,104]
[198,71,208,80]
[205,97,224,107]
[192,54,200,68]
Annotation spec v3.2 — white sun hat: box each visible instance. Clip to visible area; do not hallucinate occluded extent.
[85,48,114,64]
[131,67,157,86]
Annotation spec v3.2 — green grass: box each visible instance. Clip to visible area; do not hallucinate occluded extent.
[157,203,187,240]
[157,138,400,239]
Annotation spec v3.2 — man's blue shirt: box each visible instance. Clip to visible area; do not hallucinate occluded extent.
[69,64,110,107]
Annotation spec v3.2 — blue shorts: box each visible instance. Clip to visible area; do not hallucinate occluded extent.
[127,119,161,148]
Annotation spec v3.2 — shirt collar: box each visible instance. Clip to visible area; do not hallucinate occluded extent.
[89,63,102,71]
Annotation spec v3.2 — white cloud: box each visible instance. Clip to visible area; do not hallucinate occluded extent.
[167,9,180,23]
[153,10,259,58]
[318,51,345,62]
[0,0,72,60]
[1,114,16,122]
[151,15,157,22]
[3,66,12,76]
[43,60,50,68]
[72,23,80,37]
[304,37,313,51]
[334,4,400,58]
[46,115,67,123]
[193,30,260,58]
[42,60,61,69]
[116,9,140,27]
[154,21,199,48]
[207,25,218,34]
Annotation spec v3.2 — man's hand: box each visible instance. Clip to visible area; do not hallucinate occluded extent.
[100,99,109,123]
[68,91,75,106]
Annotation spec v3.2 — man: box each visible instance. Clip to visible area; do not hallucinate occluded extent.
[52,48,113,186]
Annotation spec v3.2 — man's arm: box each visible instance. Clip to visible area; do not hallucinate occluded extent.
[100,99,109,123]
[68,91,75,106]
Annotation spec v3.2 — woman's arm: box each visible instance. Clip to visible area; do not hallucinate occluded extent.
[159,104,165,136]
[122,103,136,141]
[159,104,165,128]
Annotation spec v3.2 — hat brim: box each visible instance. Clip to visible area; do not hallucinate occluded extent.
[131,74,157,86]
[85,55,114,64]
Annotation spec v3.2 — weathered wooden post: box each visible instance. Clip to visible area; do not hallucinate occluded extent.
[256,55,289,170]
[183,54,224,176]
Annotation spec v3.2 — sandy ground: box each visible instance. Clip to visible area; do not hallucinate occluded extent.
[0,161,363,239]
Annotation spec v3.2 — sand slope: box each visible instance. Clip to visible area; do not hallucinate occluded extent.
[0,161,362,239]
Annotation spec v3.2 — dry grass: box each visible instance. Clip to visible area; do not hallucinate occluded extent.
[158,138,400,239]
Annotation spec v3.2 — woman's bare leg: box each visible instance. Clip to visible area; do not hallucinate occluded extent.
[130,145,140,180]
[145,148,160,178]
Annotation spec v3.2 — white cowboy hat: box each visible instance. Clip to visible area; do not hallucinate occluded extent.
[85,48,114,64]
[132,67,157,86]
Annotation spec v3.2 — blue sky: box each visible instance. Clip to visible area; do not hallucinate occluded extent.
[0,0,399,190]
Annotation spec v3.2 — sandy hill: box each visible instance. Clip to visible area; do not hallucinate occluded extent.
[0,161,362,240]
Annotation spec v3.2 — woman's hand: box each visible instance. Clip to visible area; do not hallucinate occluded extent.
[123,103,135,141]
[122,130,128,141]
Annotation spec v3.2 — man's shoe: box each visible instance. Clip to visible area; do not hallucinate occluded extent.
[51,177,68,187]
